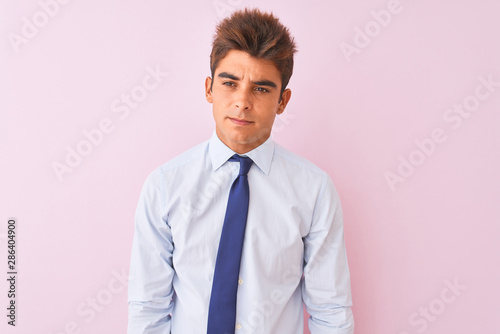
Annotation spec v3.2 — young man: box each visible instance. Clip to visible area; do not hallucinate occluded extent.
[128,8,354,334]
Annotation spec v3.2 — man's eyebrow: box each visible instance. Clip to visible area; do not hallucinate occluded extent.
[218,72,239,81]
[217,72,278,89]
[252,79,277,88]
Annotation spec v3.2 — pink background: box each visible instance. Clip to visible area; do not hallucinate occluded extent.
[1,0,499,333]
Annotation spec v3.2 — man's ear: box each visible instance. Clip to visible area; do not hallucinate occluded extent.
[277,88,292,115]
[205,76,213,103]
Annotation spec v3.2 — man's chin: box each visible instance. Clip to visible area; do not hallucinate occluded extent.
[217,126,271,149]
[228,131,268,144]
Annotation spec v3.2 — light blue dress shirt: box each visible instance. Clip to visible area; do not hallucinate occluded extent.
[128,131,354,334]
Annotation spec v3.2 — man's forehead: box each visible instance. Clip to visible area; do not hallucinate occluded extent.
[215,51,280,78]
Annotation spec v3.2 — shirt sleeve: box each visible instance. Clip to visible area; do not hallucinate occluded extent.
[302,173,354,334]
[128,169,174,334]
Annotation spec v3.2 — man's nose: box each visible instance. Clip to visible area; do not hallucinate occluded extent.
[234,87,252,110]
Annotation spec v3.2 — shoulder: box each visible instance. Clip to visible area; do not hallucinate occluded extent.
[144,139,209,185]
[272,142,340,201]
[273,142,328,179]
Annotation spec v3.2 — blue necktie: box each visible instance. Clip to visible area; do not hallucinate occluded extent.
[207,154,253,334]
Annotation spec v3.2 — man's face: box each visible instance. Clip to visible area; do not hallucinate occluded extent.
[205,50,291,154]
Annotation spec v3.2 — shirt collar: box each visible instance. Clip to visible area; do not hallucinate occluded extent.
[209,130,274,175]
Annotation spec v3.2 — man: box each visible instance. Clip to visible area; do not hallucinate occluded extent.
[128,8,354,334]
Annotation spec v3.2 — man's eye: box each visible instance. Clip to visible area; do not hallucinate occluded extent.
[255,87,269,93]
[223,82,235,86]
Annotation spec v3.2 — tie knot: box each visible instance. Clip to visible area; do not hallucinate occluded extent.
[229,154,253,176]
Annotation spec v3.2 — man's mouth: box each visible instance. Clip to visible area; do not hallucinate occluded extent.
[229,117,253,126]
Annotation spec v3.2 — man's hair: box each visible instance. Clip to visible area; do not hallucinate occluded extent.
[210,8,297,97]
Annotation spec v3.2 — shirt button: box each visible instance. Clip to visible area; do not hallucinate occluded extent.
[236,323,242,330]
[238,278,243,285]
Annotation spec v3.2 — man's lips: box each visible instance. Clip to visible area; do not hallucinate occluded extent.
[229,117,253,126]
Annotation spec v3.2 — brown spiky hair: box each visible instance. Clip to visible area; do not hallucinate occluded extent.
[210,8,297,98]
